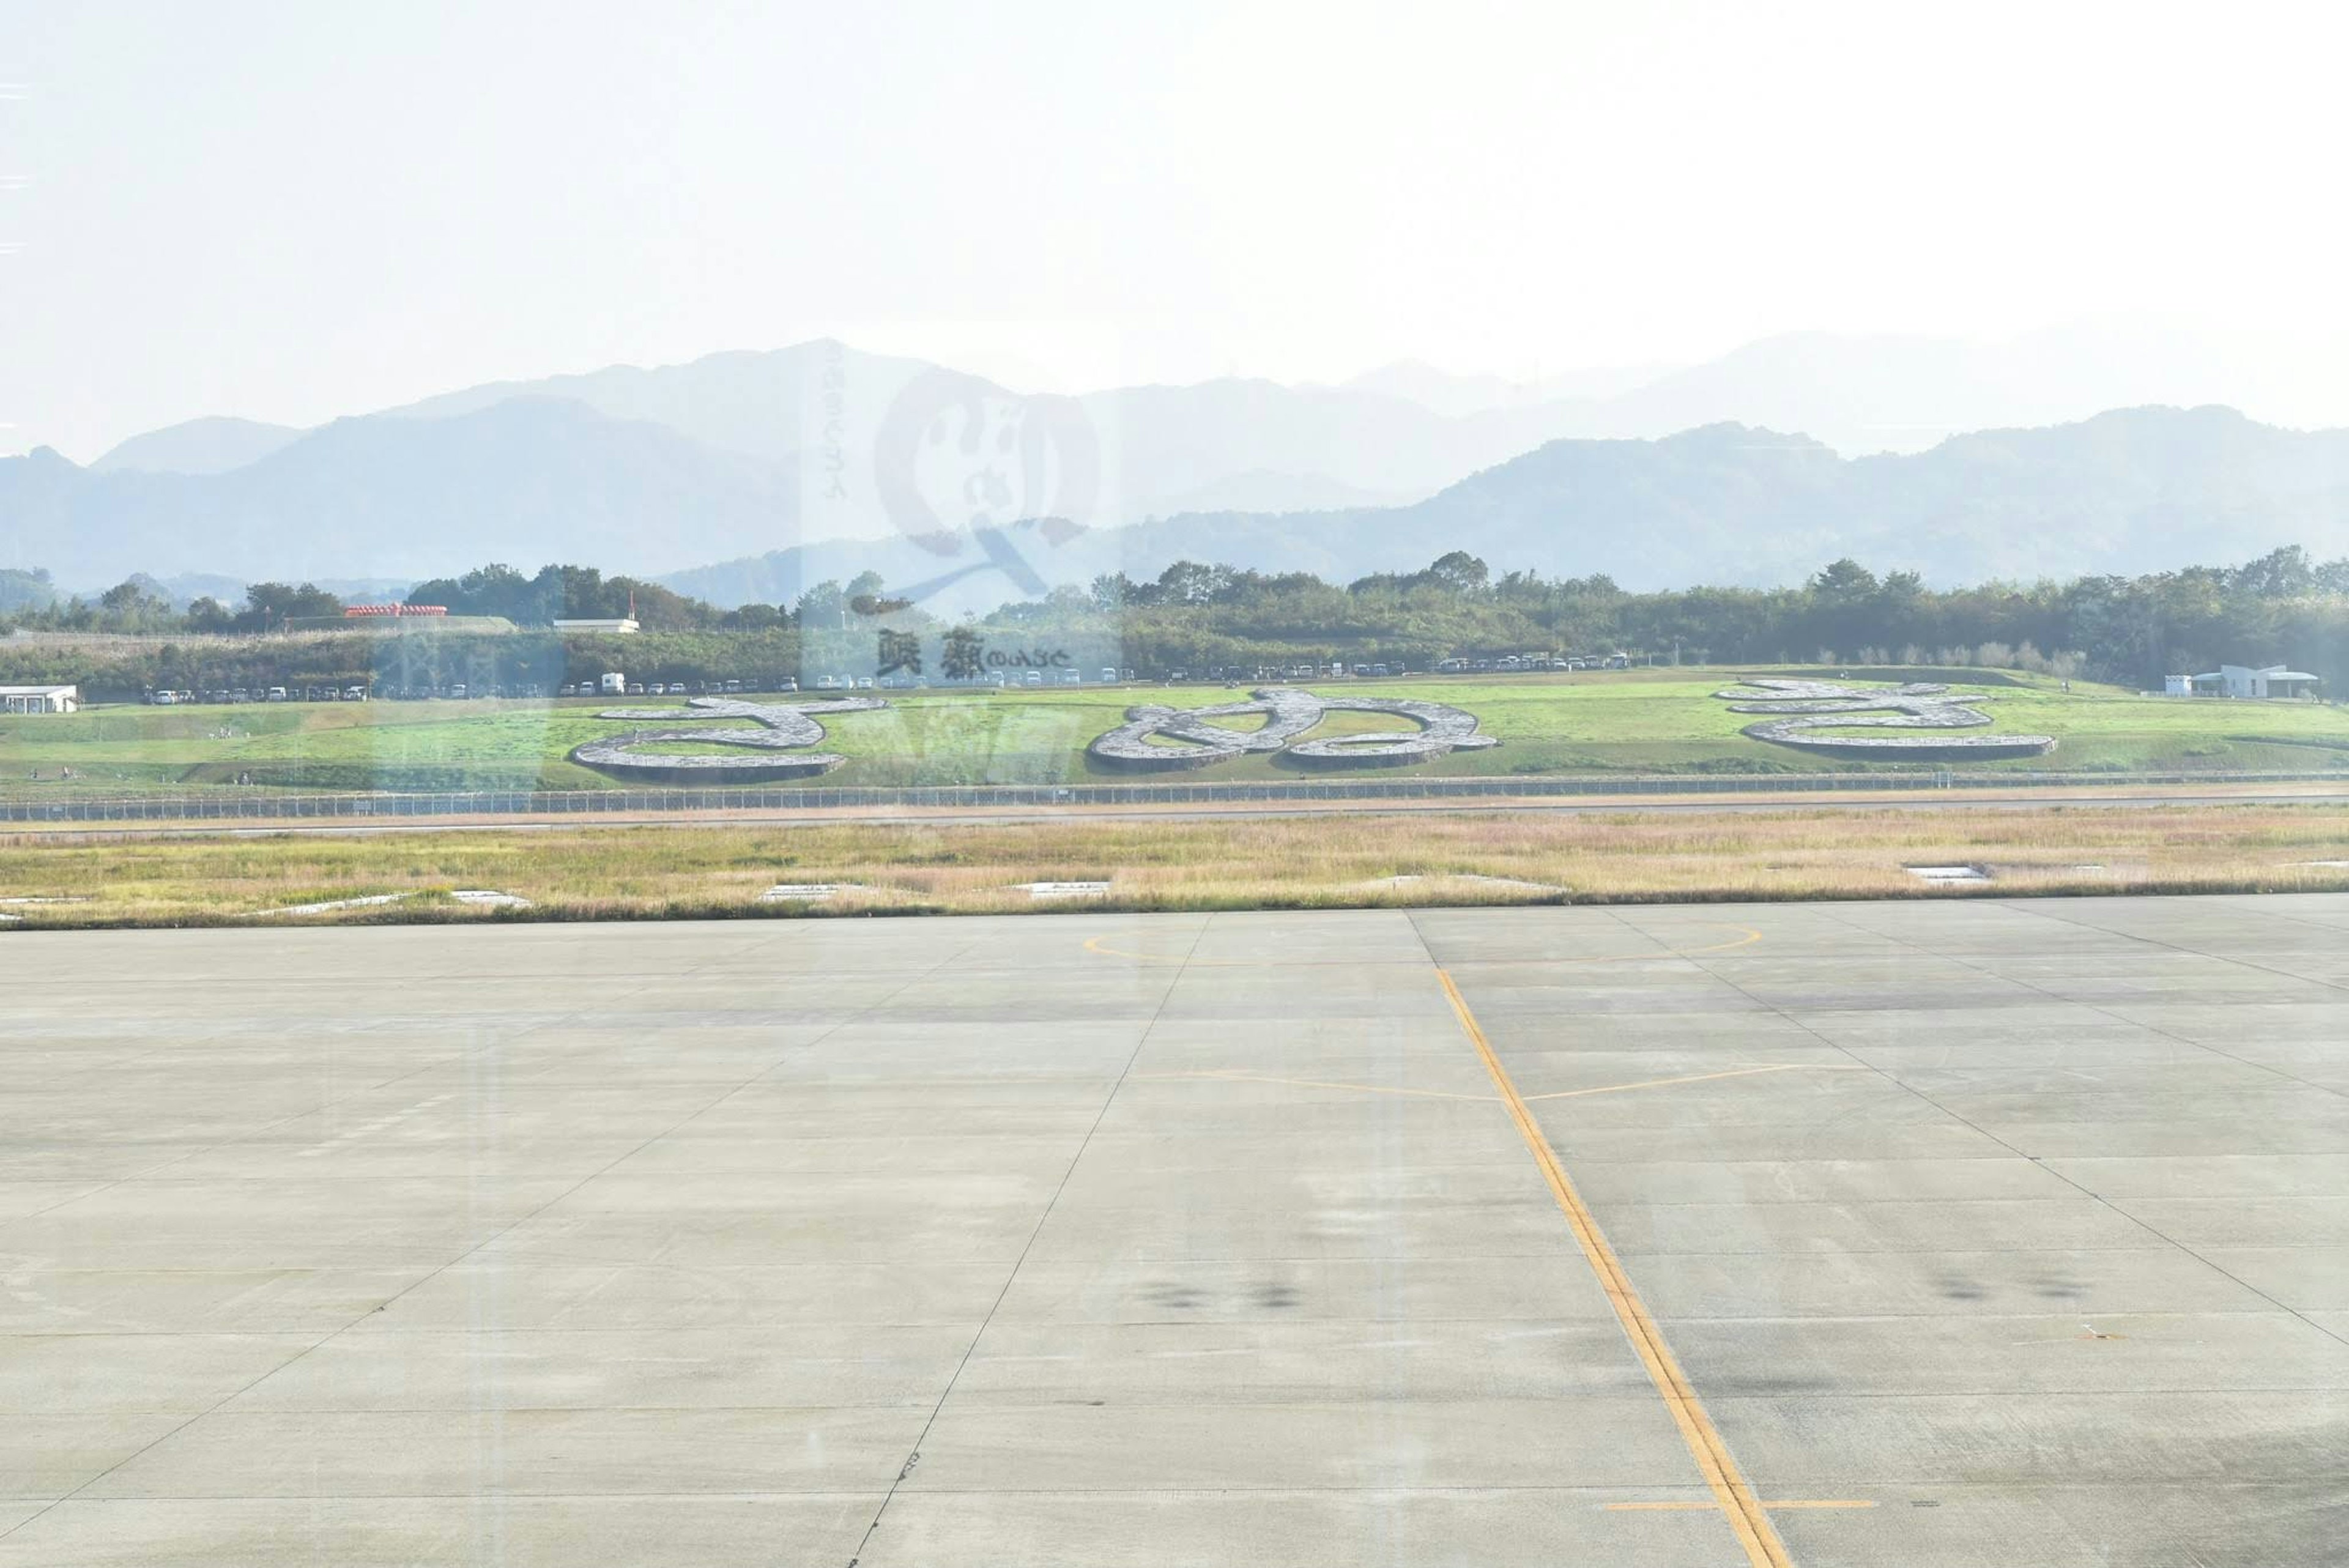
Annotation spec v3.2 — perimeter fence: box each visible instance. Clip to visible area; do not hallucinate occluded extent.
[6,767,2346,824]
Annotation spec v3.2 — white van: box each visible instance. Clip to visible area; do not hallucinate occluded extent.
[598,672,628,695]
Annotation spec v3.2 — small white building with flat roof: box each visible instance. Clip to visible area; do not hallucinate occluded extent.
[552,617,640,635]
[0,684,78,713]
[2186,664,2323,699]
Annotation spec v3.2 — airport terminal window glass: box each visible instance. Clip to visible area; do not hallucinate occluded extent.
[1,7,2342,1567]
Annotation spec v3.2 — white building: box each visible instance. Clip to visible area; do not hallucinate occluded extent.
[0,684,78,713]
[552,617,640,635]
[2186,664,2323,699]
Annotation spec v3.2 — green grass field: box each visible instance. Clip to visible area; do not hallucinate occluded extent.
[4,667,2347,799]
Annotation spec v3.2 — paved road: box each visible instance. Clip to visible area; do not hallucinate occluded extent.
[11,786,2349,843]
[2,897,2343,1564]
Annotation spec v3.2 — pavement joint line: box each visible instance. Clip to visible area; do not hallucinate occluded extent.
[1520,1063,1872,1101]
[1798,901,2349,1354]
[1127,1063,1869,1105]
[1980,898,2349,1106]
[0,958,707,1323]
[0,938,981,1550]
[1080,935,1398,967]
[844,914,1207,1567]
[1130,1069,1496,1102]
[1082,922,1764,968]
[1670,934,2187,1284]
[1994,896,2349,1007]
[108,956,697,1178]
[1432,963,1796,1568]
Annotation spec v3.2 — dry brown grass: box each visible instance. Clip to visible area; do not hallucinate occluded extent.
[1,803,2345,929]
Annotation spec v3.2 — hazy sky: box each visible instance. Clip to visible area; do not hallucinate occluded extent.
[4,0,2344,459]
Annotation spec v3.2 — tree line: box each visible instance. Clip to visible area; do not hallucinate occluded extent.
[6,546,2347,693]
[975,546,2349,688]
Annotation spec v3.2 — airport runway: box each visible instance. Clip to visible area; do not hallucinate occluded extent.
[2,897,2344,1565]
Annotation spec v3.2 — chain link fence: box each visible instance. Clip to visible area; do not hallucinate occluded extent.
[5,768,2347,824]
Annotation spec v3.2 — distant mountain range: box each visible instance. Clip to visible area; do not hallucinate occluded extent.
[664,407,2349,614]
[6,330,2346,601]
[5,399,795,589]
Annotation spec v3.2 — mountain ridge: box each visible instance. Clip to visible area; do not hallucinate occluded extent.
[91,416,306,477]
[10,340,2347,604]
[658,406,2349,615]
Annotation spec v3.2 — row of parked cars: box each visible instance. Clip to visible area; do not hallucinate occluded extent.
[1182,663,1403,682]
[135,661,1606,708]
[812,669,1137,691]
[144,686,368,705]
[558,678,764,698]
[1433,653,1630,672]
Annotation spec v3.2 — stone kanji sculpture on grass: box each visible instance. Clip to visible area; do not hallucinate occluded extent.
[1090,688,1498,770]
[1716,679,2054,759]
[571,696,889,782]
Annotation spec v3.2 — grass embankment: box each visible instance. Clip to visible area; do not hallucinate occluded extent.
[4,668,2347,799]
[2,803,2344,928]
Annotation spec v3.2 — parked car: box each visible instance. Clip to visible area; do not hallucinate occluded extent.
[725,679,744,693]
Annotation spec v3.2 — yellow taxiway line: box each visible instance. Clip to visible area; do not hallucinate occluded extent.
[1440,966,1796,1568]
